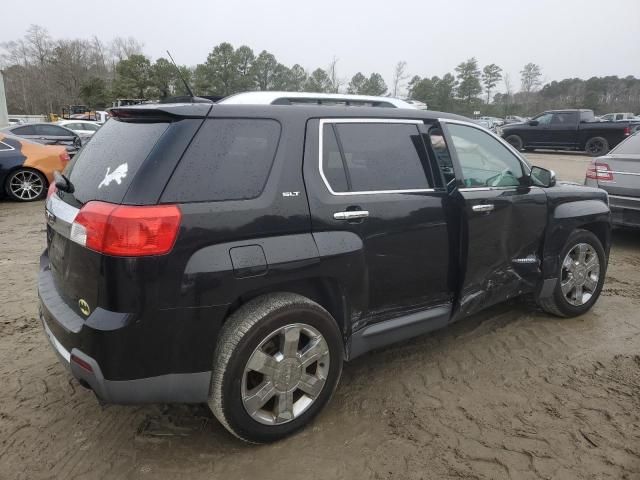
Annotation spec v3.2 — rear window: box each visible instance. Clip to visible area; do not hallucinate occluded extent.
[66,119,169,204]
[611,132,640,155]
[161,119,281,203]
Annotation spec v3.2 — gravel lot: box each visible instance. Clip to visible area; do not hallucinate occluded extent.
[1,152,639,480]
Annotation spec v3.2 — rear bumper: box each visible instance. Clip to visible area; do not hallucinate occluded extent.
[609,194,640,228]
[38,249,227,404]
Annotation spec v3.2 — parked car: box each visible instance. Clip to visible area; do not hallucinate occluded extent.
[40,103,611,443]
[2,122,83,155]
[474,118,498,133]
[56,120,101,139]
[8,118,25,125]
[584,131,640,228]
[501,109,633,156]
[219,91,420,108]
[0,133,69,201]
[598,112,636,122]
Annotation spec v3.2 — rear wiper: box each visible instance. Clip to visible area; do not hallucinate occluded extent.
[54,171,74,194]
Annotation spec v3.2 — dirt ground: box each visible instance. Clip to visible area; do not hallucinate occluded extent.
[1,152,639,480]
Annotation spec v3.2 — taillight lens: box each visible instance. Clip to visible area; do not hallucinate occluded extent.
[70,201,181,256]
[623,126,631,136]
[586,162,613,181]
[47,182,58,199]
[59,151,70,163]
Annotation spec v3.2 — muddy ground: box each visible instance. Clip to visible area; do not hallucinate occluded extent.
[1,152,639,479]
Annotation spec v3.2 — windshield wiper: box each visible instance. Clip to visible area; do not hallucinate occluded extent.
[54,171,74,194]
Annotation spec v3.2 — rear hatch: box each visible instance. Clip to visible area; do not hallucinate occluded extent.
[45,104,210,318]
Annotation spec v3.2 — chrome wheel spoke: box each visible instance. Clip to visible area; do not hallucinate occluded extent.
[561,277,575,295]
[577,244,588,264]
[275,391,294,422]
[574,284,583,303]
[281,326,301,358]
[584,275,598,292]
[246,349,278,376]
[299,337,329,367]
[243,381,276,415]
[298,373,323,398]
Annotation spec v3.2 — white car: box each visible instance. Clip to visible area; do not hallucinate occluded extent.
[219,91,419,109]
[55,120,101,138]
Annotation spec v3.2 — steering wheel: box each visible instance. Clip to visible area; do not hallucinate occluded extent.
[486,168,512,187]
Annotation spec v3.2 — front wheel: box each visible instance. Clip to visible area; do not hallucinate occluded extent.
[209,293,343,443]
[539,229,606,317]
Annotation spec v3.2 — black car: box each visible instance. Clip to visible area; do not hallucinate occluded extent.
[501,109,633,156]
[3,122,83,155]
[40,103,611,443]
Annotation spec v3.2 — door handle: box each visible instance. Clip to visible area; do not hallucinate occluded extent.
[472,204,495,213]
[333,210,369,220]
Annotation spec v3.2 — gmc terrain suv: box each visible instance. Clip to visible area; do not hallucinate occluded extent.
[39,102,611,443]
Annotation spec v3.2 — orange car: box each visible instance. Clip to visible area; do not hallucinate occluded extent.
[0,132,70,201]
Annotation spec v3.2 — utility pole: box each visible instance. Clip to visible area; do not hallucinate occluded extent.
[0,71,8,128]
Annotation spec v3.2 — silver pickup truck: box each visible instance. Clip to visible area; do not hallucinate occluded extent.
[585,131,640,227]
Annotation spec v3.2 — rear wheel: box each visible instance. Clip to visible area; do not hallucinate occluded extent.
[539,229,606,317]
[585,136,609,157]
[4,168,47,202]
[505,135,523,151]
[209,293,343,443]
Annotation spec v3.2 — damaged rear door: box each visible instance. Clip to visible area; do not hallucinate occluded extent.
[440,120,548,317]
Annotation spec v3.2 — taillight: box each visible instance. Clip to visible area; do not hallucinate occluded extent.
[59,151,70,163]
[47,182,58,199]
[586,161,613,181]
[70,201,181,256]
[623,126,631,136]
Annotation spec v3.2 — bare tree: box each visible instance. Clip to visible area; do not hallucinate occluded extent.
[392,61,409,97]
[326,56,343,93]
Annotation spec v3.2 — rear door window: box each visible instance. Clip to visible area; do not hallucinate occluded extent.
[66,119,169,204]
[161,119,281,202]
[11,125,36,135]
[321,121,433,193]
[36,124,72,137]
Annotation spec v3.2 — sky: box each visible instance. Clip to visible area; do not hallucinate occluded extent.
[2,0,639,94]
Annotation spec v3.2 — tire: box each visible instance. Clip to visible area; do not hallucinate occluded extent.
[585,136,609,157]
[209,292,343,443]
[505,135,523,151]
[539,229,606,318]
[4,168,48,202]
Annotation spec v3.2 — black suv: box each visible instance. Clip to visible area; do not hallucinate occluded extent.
[39,103,611,443]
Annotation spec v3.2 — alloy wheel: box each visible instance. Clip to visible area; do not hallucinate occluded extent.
[560,243,600,306]
[9,170,44,200]
[241,323,330,425]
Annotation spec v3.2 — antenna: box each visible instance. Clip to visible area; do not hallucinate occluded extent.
[166,50,195,98]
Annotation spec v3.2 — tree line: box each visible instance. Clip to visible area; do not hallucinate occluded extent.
[2,26,639,117]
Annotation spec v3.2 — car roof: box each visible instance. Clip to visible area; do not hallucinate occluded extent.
[110,102,469,123]
[219,91,417,108]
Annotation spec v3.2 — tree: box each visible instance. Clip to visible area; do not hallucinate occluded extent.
[455,57,482,109]
[251,50,279,90]
[150,57,177,99]
[362,73,388,96]
[520,63,542,114]
[392,61,409,97]
[286,64,307,91]
[113,54,152,98]
[481,64,502,104]
[326,56,342,93]
[305,68,332,93]
[205,42,239,96]
[234,45,255,91]
[79,77,109,107]
[347,72,367,94]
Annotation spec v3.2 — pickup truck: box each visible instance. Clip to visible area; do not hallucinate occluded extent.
[501,109,633,156]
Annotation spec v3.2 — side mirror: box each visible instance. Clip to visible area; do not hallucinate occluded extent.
[530,166,556,188]
[528,120,539,126]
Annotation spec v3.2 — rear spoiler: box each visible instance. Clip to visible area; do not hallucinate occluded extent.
[108,103,213,122]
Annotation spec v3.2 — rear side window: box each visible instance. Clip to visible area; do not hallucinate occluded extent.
[12,125,36,135]
[67,119,169,204]
[321,121,432,193]
[162,119,281,203]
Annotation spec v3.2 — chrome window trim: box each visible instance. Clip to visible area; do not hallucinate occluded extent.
[458,186,519,192]
[318,118,436,196]
[438,117,533,174]
[0,141,15,152]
